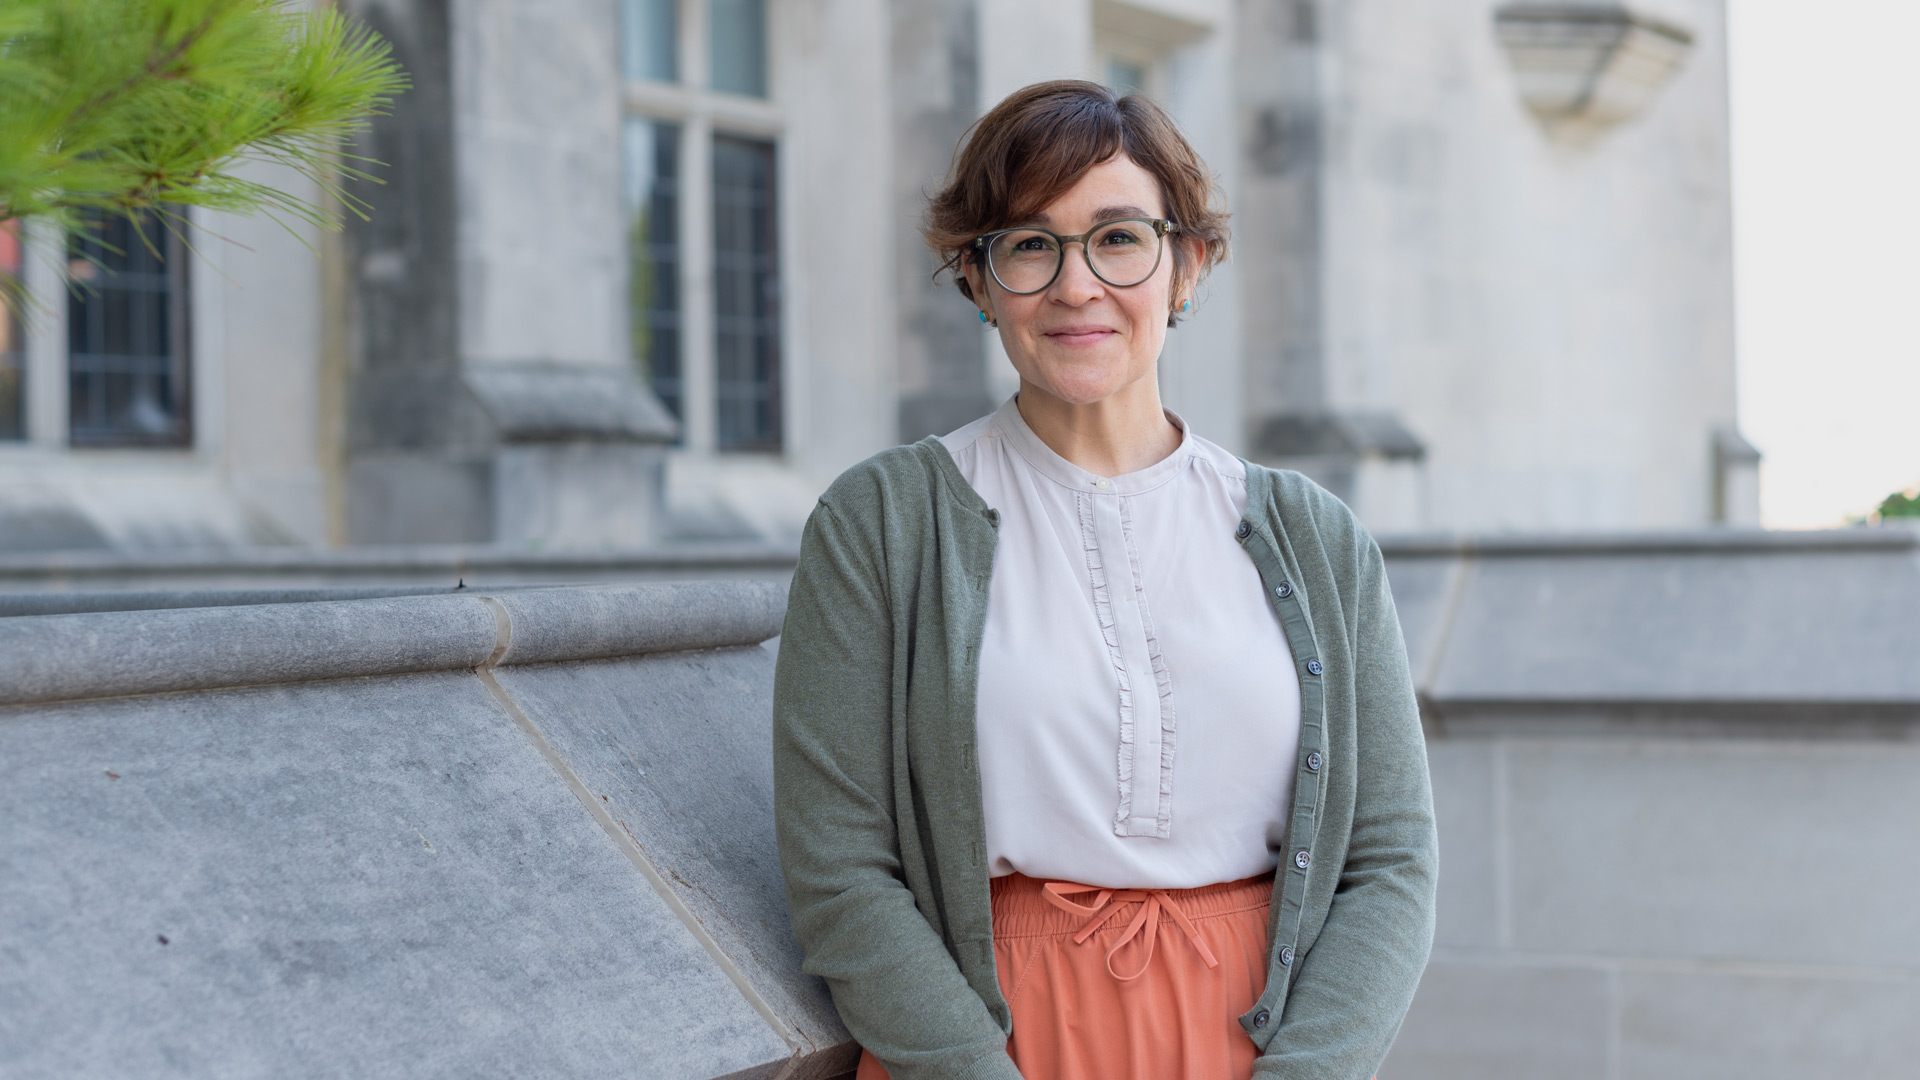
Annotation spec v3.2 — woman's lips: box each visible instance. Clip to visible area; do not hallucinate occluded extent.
[1042,326,1118,346]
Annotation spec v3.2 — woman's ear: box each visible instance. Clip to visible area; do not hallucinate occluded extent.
[1179,236,1207,279]
[962,257,994,323]
[1168,236,1207,319]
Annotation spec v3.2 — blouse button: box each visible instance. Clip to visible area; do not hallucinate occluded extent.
[1093,478,1111,490]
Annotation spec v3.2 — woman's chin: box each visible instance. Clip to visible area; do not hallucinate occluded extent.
[1020,358,1145,407]
[1024,376,1130,408]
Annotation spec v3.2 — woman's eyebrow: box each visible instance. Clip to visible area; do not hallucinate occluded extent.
[1015,205,1155,229]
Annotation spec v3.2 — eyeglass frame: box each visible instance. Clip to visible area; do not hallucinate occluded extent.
[968,217,1180,296]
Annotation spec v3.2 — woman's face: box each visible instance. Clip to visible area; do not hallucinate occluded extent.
[966,155,1188,408]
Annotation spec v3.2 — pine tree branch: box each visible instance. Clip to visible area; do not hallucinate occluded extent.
[0,0,409,313]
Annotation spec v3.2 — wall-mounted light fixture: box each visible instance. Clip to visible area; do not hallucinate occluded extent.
[1494,3,1693,140]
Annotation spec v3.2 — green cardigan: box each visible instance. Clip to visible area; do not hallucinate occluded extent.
[772,437,1437,1080]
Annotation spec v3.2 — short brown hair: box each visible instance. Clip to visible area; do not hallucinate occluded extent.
[923,80,1229,323]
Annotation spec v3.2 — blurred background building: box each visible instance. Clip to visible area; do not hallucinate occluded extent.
[0,0,1758,553]
[3,5,1917,1080]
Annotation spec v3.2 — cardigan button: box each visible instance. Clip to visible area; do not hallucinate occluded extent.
[1252,1008,1271,1029]
[1294,850,1311,870]
[1274,581,1293,599]
[1306,751,1322,772]
[1306,659,1323,676]
[1279,945,1294,966]
[1235,520,1252,540]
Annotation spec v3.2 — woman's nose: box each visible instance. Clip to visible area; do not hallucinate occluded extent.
[1047,245,1106,304]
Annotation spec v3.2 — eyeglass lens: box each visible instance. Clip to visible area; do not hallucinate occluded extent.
[987,221,1163,293]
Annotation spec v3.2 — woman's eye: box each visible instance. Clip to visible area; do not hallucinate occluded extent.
[1101,230,1139,245]
[1014,237,1051,252]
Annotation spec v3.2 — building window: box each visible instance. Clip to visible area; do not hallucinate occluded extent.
[1106,56,1149,96]
[621,0,781,454]
[1,220,23,440]
[708,0,767,98]
[620,0,678,83]
[712,135,779,450]
[625,118,684,422]
[67,214,191,447]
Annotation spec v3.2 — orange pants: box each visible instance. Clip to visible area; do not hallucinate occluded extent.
[858,871,1274,1080]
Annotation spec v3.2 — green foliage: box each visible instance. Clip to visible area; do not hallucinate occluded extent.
[1875,487,1920,521]
[0,0,407,307]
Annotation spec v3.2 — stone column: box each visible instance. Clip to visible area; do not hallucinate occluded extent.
[1235,0,1427,524]
[892,0,994,443]
[339,0,674,546]
[1237,0,1326,428]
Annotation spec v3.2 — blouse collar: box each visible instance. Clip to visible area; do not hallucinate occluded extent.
[990,395,1196,497]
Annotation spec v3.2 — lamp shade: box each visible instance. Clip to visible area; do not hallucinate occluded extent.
[1495,3,1694,135]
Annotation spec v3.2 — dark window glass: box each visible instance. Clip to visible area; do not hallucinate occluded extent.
[67,214,190,446]
[709,0,768,98]
[1,220,23,440]
[712,135,779,451]
[620,0,678,83]
[1107,57,1148,96]
[625,118,683,424]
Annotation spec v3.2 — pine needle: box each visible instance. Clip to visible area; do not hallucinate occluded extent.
[0,0,409,311]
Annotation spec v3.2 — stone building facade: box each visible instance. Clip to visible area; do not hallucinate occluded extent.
[0,0,1757,550]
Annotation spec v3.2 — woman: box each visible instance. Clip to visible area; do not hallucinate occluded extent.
[773,80,1435,1080]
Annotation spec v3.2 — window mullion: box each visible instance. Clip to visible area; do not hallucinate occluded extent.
[680,112,718,455]
[672,0,717,454]
[23,220,67,447]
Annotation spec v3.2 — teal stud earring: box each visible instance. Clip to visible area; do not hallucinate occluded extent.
[1181,299,1192,313]
[978,310,989,323]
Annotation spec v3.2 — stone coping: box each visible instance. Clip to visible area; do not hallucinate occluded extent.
[0,540,803,585]
[0,581,787,707]
[1377,523,1920,558]
[0,584,467,618]
[0,526,1909,586]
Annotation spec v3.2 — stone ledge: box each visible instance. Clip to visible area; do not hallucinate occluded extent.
[1380,523,1920,558]
[491,581,789,666]
[0,584,465,618]
[0,540,802,586]
[0,581,787,707]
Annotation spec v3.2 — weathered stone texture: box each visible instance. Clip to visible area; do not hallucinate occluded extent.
[5,529,1918,1079]
[1380,527,1920,1080]
[0,673,789,1079]
[0,582,835,1080]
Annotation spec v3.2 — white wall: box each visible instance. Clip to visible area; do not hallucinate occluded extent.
[452,0,627,372]
[779,0,896,482]
[1155,4,1244,454]
[1321,0,1739,532]
[203,165,331,544]
[1389,732,1920,1079]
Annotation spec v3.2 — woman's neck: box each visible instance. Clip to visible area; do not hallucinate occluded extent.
[1014,375,1183,478]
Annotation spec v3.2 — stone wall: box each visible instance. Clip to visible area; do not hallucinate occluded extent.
[0,581,851,1080]
[1381,524,1920,1078]
[5,526,1916,1078]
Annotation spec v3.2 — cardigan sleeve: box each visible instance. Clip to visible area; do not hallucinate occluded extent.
[773,500,1022,1080]
[1253,530,1439,1080]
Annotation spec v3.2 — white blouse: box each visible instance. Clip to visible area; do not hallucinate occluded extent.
[941,398,1303,891]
